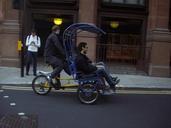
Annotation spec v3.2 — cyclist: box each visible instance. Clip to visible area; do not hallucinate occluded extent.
[44,25,70,87]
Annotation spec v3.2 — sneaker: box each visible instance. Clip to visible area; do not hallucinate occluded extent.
[111,76,118,81]
[53,78,61,87]
[47,75,60,90]
[110,79,120,89]
[115,79,120,85]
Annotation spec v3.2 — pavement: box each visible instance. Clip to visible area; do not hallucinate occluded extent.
[0,66,171,91]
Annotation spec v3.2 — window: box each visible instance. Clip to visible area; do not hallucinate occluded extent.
[125,0,144,5]
[111,0,124,4]
[102,0,145,6]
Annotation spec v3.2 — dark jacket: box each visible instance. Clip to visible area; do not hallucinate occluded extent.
[44,32,65,60]
[75,53,97,74]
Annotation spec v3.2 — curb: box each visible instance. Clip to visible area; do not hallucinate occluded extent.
[0,84,32,87]
[1,84,171,91]
[117,86,171,91]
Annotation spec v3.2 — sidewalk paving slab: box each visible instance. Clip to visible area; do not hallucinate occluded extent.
[0,67,171,90]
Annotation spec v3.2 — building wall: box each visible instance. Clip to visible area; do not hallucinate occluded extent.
[0,0,20,67]
[147,0,171,77]
[0,0,170,77]
[77,0,98,61]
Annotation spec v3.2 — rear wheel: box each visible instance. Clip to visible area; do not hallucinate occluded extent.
[77,83,99,104]
[32,75,52,95]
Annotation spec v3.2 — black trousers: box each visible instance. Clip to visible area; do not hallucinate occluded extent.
[45,56,70,78]
[26,51,37,75]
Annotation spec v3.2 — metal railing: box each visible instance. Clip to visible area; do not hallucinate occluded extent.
[96,43,151,75]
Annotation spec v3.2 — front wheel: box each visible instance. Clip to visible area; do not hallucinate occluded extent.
[32,75,52,95]
[77,83,99,104]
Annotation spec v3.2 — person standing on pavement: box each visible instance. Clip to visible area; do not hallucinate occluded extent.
[25,29,41,76]
[44,25,70,85]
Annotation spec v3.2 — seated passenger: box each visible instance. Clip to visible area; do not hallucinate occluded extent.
[75,42,119,89]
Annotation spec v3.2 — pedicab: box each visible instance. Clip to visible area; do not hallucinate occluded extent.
[32,23,117,104]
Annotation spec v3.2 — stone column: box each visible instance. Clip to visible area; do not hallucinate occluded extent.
[78,0,98,61]
[147,0,171,77]
[0,0,4,65]
[0,0,5,21]
[0,0,20,67]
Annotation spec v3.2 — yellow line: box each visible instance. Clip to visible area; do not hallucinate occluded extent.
[116,90,171,95]
[1,85,171,95]
[61,84,78,87]
[56,77,73,80]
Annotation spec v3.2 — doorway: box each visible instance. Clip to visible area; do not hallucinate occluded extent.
[33,14,74,57]
[97,17,147,75]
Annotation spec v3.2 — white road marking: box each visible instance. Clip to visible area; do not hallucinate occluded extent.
[3,95,9,98]
[0,89,4,92]
[10,103,16,106]
[20,115,29,120]
[18,112,25,116]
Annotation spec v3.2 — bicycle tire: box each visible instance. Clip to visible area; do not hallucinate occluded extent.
[77,83,99,104]
[32,75,52,95]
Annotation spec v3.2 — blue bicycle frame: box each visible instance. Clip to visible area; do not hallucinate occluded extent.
[63,23,106,89]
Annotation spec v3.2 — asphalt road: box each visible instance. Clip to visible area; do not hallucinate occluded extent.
[0,87,171,128]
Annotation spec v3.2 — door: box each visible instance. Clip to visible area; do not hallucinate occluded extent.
[99,17,143,63]
[32,14,74,57]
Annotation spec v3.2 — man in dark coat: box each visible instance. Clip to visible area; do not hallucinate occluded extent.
[75,42,119,88]
[44,25,70,81]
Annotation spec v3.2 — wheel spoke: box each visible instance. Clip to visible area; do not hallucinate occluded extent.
[78,83,99,104]
[32,75,51,95]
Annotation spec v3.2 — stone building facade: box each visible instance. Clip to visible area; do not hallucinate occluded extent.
[0,0,170,77]
[0,0,19,67]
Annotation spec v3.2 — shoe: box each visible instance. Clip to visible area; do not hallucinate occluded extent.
[109,79,120,90]
[33,73,37,76]
[47,75,61,90]
[26,73,29,76]
[111,76,118,81]
[114,79,120,85]
[54,78,61,87]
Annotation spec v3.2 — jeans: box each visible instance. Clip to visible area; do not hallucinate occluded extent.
[26,51,37,75]
[95,68,114,86]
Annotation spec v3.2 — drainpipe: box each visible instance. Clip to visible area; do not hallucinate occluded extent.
[20,0,25,77]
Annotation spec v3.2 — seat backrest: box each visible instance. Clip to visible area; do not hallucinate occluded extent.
[67,56,78,79]
[63,23,106,80]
